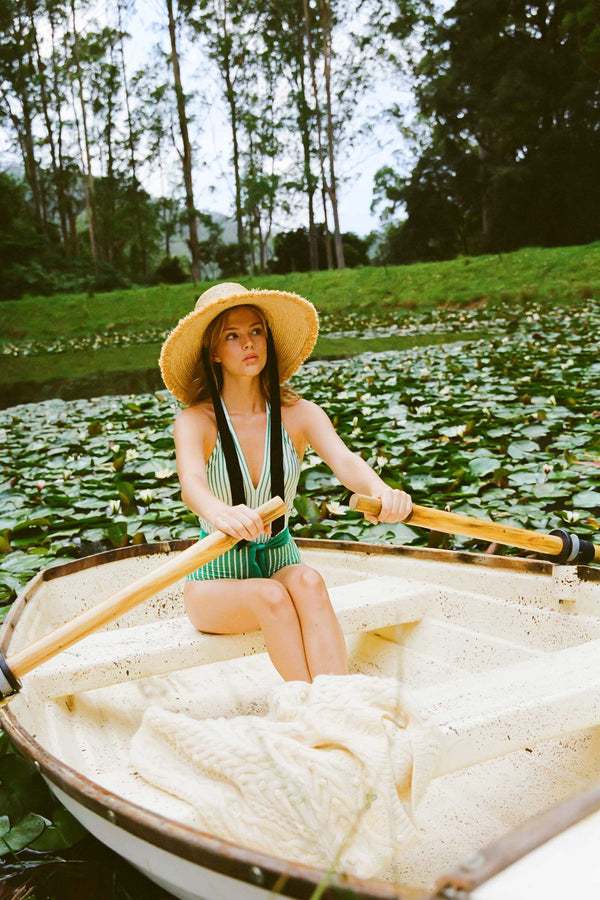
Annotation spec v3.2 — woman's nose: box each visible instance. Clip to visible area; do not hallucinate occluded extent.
[242,333,254,347]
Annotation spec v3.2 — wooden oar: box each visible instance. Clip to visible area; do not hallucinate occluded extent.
[349,494,600,563]
[0,497,286,702]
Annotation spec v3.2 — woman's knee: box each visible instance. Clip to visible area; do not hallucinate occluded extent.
[286,566,331,613]
[251,579,295,621]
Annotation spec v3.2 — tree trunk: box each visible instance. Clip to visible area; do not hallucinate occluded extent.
[166,0,201,282]
[6,10,46,234]
[117,0,148,281]
[303,0,333,269]
[38,14,70,252]
[478,140,492,250]
[221,4,245,270]
[319,0,344,268]
[70,0,97,262]
[59,20,78,257]
[296,53,318,270]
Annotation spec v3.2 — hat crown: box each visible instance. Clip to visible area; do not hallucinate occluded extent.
[194,282,248,311]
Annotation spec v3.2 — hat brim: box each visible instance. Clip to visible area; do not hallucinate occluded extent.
[159,289,319,405]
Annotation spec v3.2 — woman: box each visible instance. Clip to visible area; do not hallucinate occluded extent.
[160,282,412,683]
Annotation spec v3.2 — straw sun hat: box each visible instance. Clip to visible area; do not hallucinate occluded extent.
[159,282,319,405]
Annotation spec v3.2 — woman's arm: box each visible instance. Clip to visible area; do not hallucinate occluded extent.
[174,408,266,540]
[297,400,412,524]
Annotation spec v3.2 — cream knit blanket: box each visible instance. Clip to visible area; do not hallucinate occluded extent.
[130,674,440,878]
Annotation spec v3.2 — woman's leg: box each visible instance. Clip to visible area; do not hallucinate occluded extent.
[184,579,312,682]
[271,564,348,679]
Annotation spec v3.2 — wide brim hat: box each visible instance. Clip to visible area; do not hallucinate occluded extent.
[159,282,319,404]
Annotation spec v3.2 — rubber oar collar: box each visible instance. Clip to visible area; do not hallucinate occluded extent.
[0,652,21,702]
[548,530,597,565]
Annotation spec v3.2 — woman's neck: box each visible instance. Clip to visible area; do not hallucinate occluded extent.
[220,377,266,414]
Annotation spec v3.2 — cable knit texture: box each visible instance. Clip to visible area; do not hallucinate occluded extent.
[131,674,440,878]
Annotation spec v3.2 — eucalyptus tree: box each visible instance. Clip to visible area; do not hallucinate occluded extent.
[260,0,321,269]
[0,0,48,235]
[67,0,101,261]
[24,0,84,258]
[164,0,202,282]
[131,60,183,264]
[115,0,153,280]
[240,106,281,273]
[182,0,261,270]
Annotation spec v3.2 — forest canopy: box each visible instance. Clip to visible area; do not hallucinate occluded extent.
[1,0,599,299]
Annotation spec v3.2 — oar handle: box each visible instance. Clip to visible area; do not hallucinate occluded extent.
[349,494,600,562]
[6,497,286,681]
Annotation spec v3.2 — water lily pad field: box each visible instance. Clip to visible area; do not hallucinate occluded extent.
[1,294,599,614]
[0,286,599,895]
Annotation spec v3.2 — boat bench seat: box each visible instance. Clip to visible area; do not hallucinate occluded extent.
[27,576,435,699]
[419,636,600,778]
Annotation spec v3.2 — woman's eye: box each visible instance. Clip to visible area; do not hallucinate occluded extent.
[225,333,237,340]
[252,327,263,335]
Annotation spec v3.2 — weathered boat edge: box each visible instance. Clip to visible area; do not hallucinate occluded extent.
[2,538,600,900]
[0,539,459,900]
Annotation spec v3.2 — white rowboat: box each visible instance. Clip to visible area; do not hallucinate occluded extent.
[2,538,600,900]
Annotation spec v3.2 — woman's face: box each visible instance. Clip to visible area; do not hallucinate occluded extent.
[212,305,268,379]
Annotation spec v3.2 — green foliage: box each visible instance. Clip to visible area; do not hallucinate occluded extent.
[0,173,56,301]
[1,289,598,611]
[0,730,85,872]
[151,255,190,285]
[269,227,371,273]
[383,0,600,260]
[0,281,598,894]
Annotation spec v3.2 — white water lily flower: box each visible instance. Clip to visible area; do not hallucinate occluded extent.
[126,449,138,461]
[62,469,73,481]
[108,499,121,514]
[377,455,387,467]
[155,468,174,480]
[327,501,345,516]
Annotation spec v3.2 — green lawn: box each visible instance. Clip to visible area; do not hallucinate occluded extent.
[1,241,598,407]
[2,242,599,344]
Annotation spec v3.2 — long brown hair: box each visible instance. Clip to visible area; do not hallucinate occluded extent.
[190,305,300,406]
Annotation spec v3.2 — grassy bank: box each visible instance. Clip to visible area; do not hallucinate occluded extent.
[2,242,599,345]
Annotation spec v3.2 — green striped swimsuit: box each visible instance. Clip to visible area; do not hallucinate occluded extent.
[187,401,302,581]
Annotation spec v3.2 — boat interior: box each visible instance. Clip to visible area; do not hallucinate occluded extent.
[4,542,600,891]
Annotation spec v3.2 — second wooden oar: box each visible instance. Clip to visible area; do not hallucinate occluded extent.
[349,494,600,564]
[0,497,286,702]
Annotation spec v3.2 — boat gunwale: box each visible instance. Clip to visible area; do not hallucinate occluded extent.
[1,537,578,660]
[0,538,598,898]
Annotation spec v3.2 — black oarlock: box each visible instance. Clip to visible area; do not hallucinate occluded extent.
[548,529,596,565]
[0,652,21,702]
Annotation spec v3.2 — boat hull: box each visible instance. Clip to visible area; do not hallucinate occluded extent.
[2,538,600,899]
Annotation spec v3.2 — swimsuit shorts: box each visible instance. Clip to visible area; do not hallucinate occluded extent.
[186,527,301,581]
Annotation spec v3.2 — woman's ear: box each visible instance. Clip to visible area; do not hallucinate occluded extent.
[213,353,221,363]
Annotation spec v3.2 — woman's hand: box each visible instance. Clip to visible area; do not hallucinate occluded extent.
[213,504,269,541]
[364,488,413,525]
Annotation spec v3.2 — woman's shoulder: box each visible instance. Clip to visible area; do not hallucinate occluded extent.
[174,402,216,435]
[281,398,330,438]
[282,396,321,422]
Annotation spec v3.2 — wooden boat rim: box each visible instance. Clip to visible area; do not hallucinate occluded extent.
[1,538,599,898]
